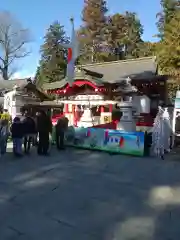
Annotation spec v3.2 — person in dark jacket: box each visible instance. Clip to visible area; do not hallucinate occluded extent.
[37,111,52,155]
[22,112,36,154]
[0,119,9,155]
[11,117,24,157]
[55,116,68,150]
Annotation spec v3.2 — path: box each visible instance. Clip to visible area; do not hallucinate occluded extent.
[0,145,180,239]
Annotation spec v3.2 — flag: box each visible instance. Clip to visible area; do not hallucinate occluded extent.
[59,18,79,86]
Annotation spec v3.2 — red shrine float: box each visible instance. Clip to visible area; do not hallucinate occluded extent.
[42,57,168,132]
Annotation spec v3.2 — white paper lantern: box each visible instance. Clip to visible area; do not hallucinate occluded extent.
[140,95,150,113]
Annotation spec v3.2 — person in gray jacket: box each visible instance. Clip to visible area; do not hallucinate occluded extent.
[55,116,68,150]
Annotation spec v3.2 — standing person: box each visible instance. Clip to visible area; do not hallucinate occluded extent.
[0,108,3,120]
[31,111,39,146]
[11,117,24,157]
[0,119,9,155]
[55,116,68,150]
[37,111,52,155]
[32,112,38,146]
[22,111,37,154]
[1,109,11,122]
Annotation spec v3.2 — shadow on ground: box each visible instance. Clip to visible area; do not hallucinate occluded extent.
[0,145,180,239]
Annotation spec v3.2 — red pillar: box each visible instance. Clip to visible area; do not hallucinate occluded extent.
[64,104,69,114]
[72,105,76,126]
[109,104,113,112]
[100,106,104,113]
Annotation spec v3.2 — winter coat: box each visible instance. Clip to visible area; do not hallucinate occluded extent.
[11,122,24,138]
[37,114,52,133]
[22,117,37,135]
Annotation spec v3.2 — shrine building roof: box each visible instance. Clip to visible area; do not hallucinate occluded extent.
[42,71,105,90]
[0,78,51,101]
[80,56,157,83]
[42,57,161,90]
[0,78,29,90]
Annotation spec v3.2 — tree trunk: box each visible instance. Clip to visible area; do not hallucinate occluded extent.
[2,67,8,80]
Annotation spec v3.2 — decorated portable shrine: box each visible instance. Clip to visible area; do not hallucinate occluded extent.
[41,56,168,156]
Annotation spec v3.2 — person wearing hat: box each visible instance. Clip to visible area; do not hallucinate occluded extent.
[11,117,24,157]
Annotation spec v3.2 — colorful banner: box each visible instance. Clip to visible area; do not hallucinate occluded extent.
[175,98,180,109]
[65,127,144,156]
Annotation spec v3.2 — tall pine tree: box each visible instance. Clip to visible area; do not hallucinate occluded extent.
[106,13,127,60]
[78,0,108,63]
[156,0,180,99]
[106,12,143,60]
[136,42,157,57]
[123,12,143,58]
[35,21,69,87]
[157,11,180,77]
[157,0,180,39]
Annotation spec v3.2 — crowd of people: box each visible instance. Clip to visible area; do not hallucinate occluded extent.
[0,109,69,158]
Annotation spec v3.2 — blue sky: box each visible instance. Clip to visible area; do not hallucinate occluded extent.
[1,0,161,78]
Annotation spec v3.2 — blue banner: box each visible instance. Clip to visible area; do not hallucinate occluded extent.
[175,98,180,108]
[65,127,144,156]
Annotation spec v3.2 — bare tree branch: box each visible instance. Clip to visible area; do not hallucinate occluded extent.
[8,65,19,78]
[0,11,31,80]
[0,56,5,63]
[14,51,31,58]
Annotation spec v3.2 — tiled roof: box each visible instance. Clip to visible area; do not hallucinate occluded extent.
[80,57,157,83]
[0,78,51,101]
[42,57,159,90]
[42,73,104,90]
[0,78,28,90]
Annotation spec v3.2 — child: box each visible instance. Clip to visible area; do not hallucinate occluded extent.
[11,117,24,157]
[0,119,9,155]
